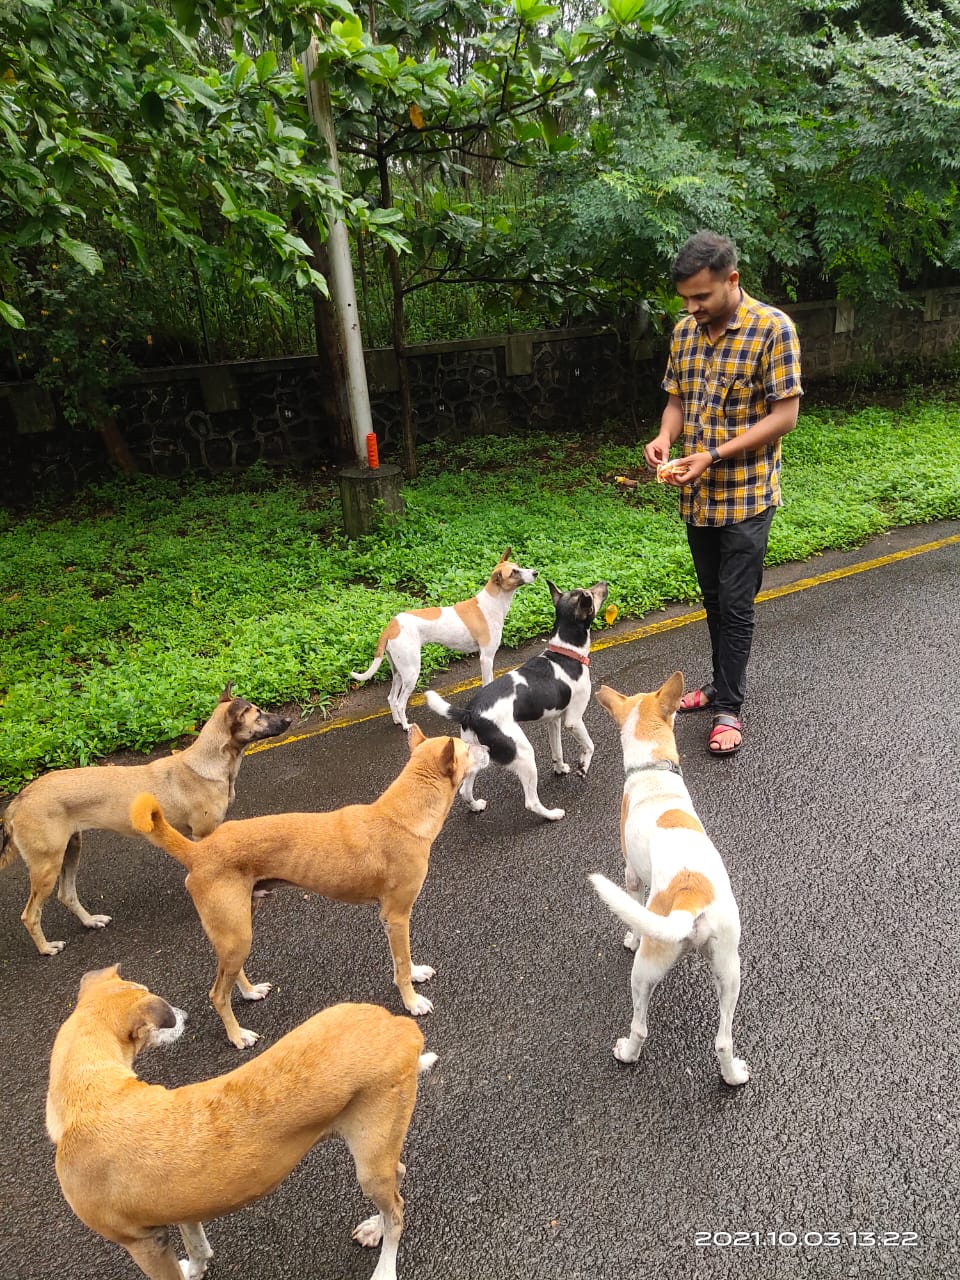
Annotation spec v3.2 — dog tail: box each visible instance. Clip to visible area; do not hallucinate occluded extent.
[418,1051,438,1075]
[589,873,700,945]
[424,689,466,724]
[130,793,197,868]
[350,624,393,682]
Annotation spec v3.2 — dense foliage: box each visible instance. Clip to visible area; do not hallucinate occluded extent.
[1,391,958,792]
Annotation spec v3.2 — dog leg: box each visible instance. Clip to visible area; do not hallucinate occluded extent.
[511,741,564,821]
[565,717,596,776]
[615,945,667,1063]
[386,647,419,731]
[380,905,433,1015]
[236,968,273,1002]
[479,649,495,685]
[124,1227,190,1279]
[21,857,66,956]
[58,833,112,931]
[344,1106,411,1280]
[710,934,750,1086]
[178,1223,213,1279]
[457,766,487,812]
[546,719,570,775]
[622,866,643,951]
[190,877,261,1048]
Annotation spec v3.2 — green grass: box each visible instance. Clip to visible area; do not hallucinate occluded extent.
[2,394,959,794]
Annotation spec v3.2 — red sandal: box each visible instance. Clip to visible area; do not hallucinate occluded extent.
[679,684,716,713]
[709,714,742,756]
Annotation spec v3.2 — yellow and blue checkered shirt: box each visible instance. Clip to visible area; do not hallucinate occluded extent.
[661,291,803,527]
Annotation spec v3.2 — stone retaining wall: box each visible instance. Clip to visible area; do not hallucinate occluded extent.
[2,288,958,506]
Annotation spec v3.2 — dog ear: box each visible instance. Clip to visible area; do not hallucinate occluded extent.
[218,681,235,703]
[78,964,121,995]
[407,724,426,753]
[595,685,627,723]
[438,737,457,777]
[127,996,178,1051]
[657,671,685,716]
[546,580,561,604]
[499,546,512,562]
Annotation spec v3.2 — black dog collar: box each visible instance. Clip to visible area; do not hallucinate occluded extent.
[624,760,683,779]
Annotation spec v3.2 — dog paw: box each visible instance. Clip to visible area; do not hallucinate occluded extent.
[239,981,272,1002]
[234,1027,260,1049]
[467,797,487,812]
[540,806,565,821]
[352,1213,384,1248]
[552,761,571,775]
[40,940,67,956]
[83,913,112,929]
[179,1260,210,1280]
[722,1058,751,1086]
[576,760,592,777]
[623,931,640,952]
[410,964,435,984]
[613,1037,641,1063]
[407,993,434,1016]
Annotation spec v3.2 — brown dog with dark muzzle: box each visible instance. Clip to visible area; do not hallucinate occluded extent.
[47,965,435,1280]
[1,685,291,957]
[130,725,489,1048]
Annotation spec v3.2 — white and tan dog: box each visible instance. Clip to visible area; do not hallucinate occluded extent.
[589,673,749,1086]
[0,685,291,957]
[47,965,435,1280]
[130,726,489,1048]
[351,547,537,730]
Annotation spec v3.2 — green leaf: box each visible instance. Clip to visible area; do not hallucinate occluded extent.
[55,235,104,274]
[0,298,25,329]
[140,90,165,128]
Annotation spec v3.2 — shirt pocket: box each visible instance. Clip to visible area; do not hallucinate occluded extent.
[722,375,758,426]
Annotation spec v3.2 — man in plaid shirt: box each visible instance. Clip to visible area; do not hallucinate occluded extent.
[644,231,802,756]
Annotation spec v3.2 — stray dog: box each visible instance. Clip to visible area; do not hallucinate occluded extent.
[47,965,435,1280]
[589,673,749,1086]
[351,547,538,730]
[0,685,291,957]
[425,581,608,821]
[130,726,489,1047]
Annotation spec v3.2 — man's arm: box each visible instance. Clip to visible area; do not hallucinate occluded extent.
[660,394,800,487]
[644,394,685,469]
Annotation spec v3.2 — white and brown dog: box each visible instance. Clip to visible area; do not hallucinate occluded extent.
[589,673,749,1086]
[130,726,489,1048]
[47,965,435,1280]
[351,547,537,730]
[0,685,291,957]
[426,581,608,821]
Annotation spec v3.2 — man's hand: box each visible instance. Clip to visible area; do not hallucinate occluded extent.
[644,433,673,470]
[658,452,713,487]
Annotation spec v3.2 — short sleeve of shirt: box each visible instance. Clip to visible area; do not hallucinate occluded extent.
[762,316,803,403]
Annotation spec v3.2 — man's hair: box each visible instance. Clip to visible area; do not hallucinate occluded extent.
[672,231,738,284]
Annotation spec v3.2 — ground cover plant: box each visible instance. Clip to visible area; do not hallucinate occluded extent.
[1,393,959,794]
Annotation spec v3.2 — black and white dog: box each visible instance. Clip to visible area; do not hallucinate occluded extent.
[425,581,609,821]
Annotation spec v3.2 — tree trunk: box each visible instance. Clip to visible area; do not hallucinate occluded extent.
[301,219,355,465]
[99,415,138,474]
[378,149,418,478]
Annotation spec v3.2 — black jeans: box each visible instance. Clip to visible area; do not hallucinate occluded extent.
[685,506,775,719]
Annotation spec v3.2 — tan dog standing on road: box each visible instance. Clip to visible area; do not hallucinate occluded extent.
[590,673,749,1086]
[0,685,291,957]
[130,726,489,1048]
[350,547,538,730]
[47,965,435,1280]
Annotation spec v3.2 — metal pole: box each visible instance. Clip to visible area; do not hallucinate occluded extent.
[301,37,373,467]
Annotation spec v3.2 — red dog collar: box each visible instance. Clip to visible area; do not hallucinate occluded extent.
[546,643,590,666]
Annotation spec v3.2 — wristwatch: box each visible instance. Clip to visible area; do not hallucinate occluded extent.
[708,446,722,465]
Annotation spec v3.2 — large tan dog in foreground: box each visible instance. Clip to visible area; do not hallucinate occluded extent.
[1,685,290,957]
[47,966,434,1280]
[130,726,489,1048]
[590,673,749,1086]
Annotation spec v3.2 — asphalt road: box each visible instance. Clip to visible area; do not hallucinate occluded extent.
[2,521,959,1280]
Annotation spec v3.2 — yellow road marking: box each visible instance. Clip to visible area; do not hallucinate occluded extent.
[247,530,960,754]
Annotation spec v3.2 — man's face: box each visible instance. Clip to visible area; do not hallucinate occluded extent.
[675,267,740,328]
